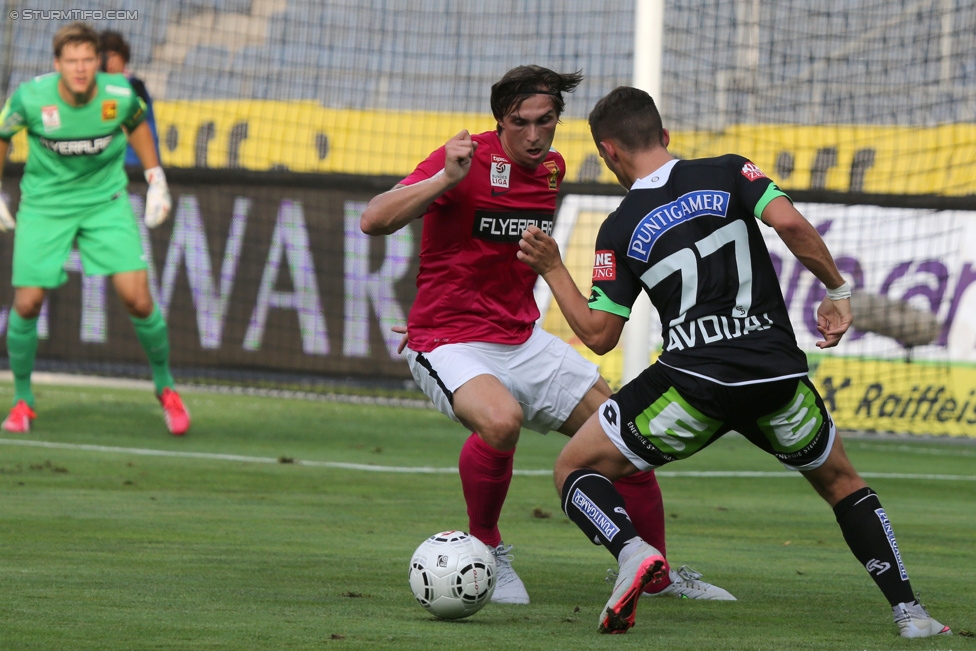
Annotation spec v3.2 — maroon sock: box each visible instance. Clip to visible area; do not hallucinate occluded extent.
[615,470,672,593]
[458,432,514,548]
[614,470,666,555]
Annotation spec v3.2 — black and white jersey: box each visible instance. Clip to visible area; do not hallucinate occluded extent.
[589,154,809,385]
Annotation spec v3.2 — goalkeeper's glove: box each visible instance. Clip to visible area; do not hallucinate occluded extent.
[144,166,172,228]
[0,182,15,232]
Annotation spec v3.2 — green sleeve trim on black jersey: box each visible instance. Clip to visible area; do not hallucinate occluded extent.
[754,183,791,219]
[588,286,631,319]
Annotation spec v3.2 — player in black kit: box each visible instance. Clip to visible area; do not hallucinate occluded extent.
[517,86,951,638]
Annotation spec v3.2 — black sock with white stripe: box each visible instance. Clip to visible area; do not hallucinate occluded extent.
[833,486,916,606]
[562,469,639,560]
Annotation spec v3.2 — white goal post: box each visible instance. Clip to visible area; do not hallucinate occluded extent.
[622,0,665,382]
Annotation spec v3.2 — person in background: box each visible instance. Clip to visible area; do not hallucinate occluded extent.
[100,30,159,168]
[0,22,189,436]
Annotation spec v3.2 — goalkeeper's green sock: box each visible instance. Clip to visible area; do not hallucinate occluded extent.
[130,305,175,395]
[6,311,38,407]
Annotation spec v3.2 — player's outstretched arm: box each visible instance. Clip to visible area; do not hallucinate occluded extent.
[360,130,477,236]
[519,225,625,354]
[761,196,852,347]
[0,138,15,231]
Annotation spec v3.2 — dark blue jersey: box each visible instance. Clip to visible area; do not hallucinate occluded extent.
[589,154,809,385]
[124,75,157,166]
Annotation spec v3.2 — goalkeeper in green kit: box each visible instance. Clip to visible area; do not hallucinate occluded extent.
[0,22,190,435]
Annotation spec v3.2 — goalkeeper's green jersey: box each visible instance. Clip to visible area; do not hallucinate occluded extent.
[0,72,146,215]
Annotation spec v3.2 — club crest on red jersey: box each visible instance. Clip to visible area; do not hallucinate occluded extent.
[740,161,767,181]
[593,250,616,281]
[544,160,560,190]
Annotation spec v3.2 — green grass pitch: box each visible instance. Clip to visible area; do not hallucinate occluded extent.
[0,381,973,650]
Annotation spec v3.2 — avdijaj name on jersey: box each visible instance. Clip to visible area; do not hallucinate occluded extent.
[628,190,730,262]
[666,312,773,352]
[473,210,554,243]
[39,134,114,156]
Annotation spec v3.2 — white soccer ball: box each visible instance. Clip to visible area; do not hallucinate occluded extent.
[408,530,496,619]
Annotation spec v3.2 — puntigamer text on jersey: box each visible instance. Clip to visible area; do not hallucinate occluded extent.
[628,190,730,262]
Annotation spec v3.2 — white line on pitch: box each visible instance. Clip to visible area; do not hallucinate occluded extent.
[2,438,975,481]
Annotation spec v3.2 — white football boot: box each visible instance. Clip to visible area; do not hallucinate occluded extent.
[489,543,529,604]
[892,601,951,638]
[643,565,737,600]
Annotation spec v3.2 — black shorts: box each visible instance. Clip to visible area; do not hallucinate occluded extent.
[597,363,835,471]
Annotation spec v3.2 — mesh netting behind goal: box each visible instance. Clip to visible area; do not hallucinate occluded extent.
[1,1,974,434]
[5,1,975,190]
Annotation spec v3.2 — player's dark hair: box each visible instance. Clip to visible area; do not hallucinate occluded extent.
[588,86,666,152]
[490,65,583,123]
[99,31,131,63]
[53,22,101,58]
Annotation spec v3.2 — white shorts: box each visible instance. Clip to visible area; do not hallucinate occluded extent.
[405,326,601,434]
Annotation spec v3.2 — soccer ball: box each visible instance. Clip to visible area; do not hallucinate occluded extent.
[408,530,496,619]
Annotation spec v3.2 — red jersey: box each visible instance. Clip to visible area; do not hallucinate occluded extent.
[401,130,565,352]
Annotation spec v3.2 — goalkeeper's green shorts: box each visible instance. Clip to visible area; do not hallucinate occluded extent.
[12,193,148,288]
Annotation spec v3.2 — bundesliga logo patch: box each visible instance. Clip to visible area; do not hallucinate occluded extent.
[490,154,511,189]
[740,162,767,181]
[592,250,616,280]
[41,105,61,131]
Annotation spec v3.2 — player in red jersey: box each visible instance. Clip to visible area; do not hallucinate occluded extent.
[361,66,732,604]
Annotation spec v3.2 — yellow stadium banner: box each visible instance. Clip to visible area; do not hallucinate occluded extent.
[812,358,976,438]
[8,101,976,196]
[154,103,976,195]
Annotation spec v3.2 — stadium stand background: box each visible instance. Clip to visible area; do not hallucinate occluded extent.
[2,0,976,434]
[5,1,976,188]
[6,1,976,123]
